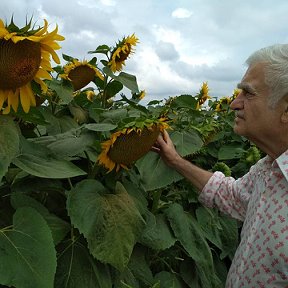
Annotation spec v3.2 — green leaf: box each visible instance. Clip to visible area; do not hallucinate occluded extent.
[113,267,139,288]
[12,137,86,178]
[32,129,98,158]
[196,207,238,259]
[180,259,201,288]
[140,213,176,250]
[105,80,123,99]
[165,203,221,288]
[88,45,110,55]
[85,123,118,132]
[136,152,183,191]
[103,67,139,93]
[171,130,203,157]
[218,143,245,160]
[55,240,112,288]
[62,53,75,62]
[0,207,56,288]
[48,79,74,104]
[153,271,183,288]
[11,193,70,245]
[67,180,145,271]
[0,116,19,183]
[171,94,198,109]
[117,72,139,93]
[39,107,79,135]
[128,246,154,287]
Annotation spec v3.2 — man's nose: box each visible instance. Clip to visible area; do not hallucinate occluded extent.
[230,93,244,110]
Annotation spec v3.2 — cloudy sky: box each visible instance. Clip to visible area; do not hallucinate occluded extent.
[2,0,288,103]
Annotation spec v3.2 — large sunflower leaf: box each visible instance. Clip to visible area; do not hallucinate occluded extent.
[48,79,74,104]
[140,212,176,250]
[165,203,221,288]
[103,67,139,93]
[128,246,154,287]
[136,130,203,191]
[55,239,112,288]
[39,107,79,135]
[0,116,19,183]
[31,128,98,158]
[0,207,56,288]
[196,207,238,259]
[67,180,145,271]
[136,151,183,191]
[12,137,86,178]
[11,193,70,245]
[170,130,203,157]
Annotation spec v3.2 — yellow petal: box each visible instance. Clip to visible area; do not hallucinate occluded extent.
[0,19,5,28]
[10,89,19,112]
[34,77,48,93]
[41,43,61,64]
[19,83,34,113]
[2,90,14,114]
[35,68,52,80]
[34,19,48,36]
[0,89,8,110]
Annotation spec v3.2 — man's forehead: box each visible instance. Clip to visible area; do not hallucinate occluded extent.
[239,63,267,88]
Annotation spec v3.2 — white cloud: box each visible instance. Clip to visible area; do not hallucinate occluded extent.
[1,0,288,102]
[172,8,193,19]
[100,0,116,6]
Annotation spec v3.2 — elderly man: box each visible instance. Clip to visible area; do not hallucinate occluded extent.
[153,44,288,287]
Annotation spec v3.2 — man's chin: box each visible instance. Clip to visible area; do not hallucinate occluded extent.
[233,125,245,136]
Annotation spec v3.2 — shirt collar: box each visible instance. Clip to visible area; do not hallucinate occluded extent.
[275,149,288,182]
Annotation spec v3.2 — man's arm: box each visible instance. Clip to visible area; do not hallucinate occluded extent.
[152,130,213,191]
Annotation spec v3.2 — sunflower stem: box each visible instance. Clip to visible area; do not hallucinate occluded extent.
[151,190,162,214]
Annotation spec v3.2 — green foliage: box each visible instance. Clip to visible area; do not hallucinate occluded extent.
[0,33,258,288]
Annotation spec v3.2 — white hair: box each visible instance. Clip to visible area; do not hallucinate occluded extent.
[246,44,288,107]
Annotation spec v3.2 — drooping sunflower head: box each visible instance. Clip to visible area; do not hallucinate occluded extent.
[0,17,64,114]
[196,82,211,110]
[98,118,169,172]
[60,59,104,91]
[108,34,139,72]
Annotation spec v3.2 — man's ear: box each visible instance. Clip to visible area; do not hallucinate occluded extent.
[281,105,288,123]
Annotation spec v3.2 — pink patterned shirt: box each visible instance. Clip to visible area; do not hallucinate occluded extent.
[199,150,288,287]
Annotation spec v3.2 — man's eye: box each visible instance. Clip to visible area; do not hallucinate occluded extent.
[243,90,254,97]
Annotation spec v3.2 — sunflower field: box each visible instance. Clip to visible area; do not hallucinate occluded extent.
[0,18,262,288]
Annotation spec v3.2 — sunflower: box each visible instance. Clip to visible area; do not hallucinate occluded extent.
[196,82,211,110]
[231,88,241,101]
[60,59,104,91]
[98,118,169,172]
[215,96,232,112]
[132,90,146,101]
[108,34,139,72]
[0,18,64,113]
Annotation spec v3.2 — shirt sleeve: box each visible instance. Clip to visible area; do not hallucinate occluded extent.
[199,171,254,222]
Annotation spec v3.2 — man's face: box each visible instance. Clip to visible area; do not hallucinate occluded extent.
[230,62,284,144]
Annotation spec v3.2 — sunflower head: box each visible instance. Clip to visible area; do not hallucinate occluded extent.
[231,88,241,101]
[98,118,169,172]
[60,59,104,91]
[196,82,211,110]
[132,90,146,101]
[108,34,139,72]
[0,17,64,114]
[215,96,232,112]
